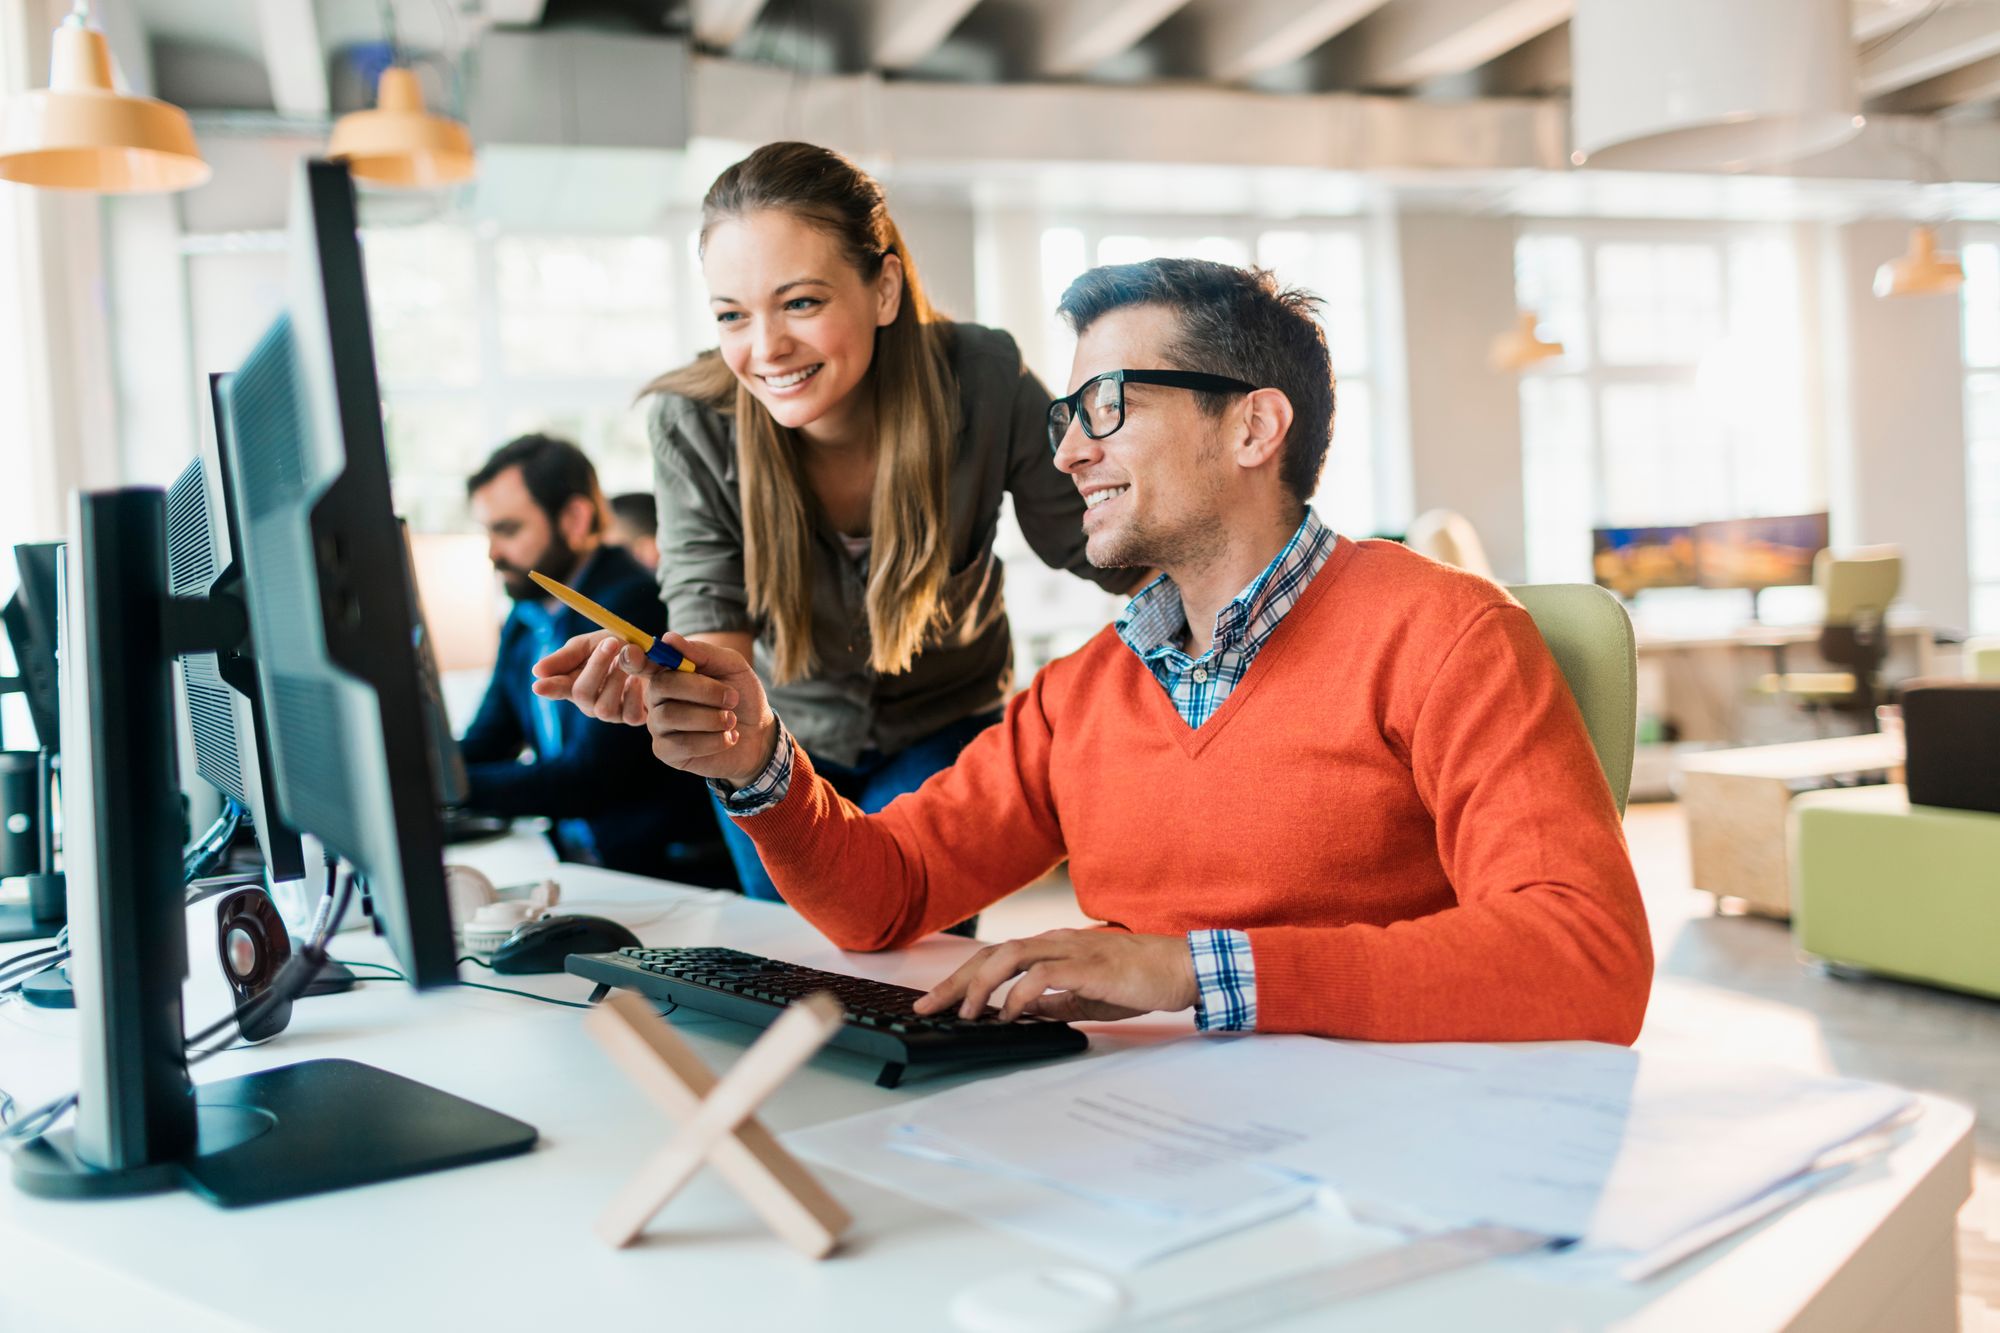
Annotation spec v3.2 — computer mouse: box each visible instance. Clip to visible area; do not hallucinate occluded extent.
[489,914,641,975]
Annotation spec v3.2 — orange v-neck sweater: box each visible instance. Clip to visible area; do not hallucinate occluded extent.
[740,537,1653,1045]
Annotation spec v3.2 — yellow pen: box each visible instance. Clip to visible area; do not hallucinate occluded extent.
[528,570,698,674]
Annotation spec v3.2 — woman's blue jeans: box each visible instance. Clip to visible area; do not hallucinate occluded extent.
[712,709,1004,935]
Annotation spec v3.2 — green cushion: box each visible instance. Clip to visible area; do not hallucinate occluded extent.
[1510,583,1637,815]
[1790,785,2000,999]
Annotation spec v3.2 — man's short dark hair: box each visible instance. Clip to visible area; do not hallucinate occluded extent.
[608,491,657,539]
[1056,259,1335,507]
[467,433,605,534]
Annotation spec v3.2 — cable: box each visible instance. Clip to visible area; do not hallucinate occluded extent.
[0,950,69,996]
[186,856,352,1065]
[456,978,595,1010]
[0,1085,14,1126]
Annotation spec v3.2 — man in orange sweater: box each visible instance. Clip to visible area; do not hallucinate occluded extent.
[538,259,1652,1045]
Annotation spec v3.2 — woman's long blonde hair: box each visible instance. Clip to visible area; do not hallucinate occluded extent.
[642,142,957,685]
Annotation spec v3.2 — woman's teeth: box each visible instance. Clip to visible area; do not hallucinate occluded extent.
[764,365,822,389]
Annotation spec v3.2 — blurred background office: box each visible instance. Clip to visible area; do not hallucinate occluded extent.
[4,0,2000,1320]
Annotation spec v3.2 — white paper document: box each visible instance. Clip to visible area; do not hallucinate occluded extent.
[788,1034,1914,1272]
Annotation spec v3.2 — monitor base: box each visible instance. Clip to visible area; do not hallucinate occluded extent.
[12,1058,536,1205]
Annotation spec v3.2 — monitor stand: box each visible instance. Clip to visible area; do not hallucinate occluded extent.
[14,1059,537,1205]
[9,489,537,1207]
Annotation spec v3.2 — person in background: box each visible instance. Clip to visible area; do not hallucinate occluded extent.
[461,434,728,883]
[607,491,660,572]
[534,141,1144,910]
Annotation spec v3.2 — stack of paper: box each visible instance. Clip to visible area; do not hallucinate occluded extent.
[787,1036,1915,1275]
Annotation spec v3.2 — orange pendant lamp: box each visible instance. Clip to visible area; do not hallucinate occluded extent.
[0,2,209,193]
[1874,225,1963,299]
[327,66,475,188]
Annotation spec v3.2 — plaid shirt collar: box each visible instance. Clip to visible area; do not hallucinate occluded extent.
[1116,508,1335,674]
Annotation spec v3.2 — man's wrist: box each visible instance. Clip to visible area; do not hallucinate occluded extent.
[721,720,782,792]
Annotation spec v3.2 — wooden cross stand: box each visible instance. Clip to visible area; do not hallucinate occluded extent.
[584,988,853,1258]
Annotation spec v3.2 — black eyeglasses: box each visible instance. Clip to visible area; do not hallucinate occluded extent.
[1046,369,1260,454]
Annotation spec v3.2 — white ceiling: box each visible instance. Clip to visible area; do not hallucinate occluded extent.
[112,0,2000,114]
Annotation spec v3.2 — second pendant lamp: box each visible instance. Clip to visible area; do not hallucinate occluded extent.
[327,66,475,189]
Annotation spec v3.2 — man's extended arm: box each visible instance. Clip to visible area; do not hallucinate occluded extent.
[731,675,1072,949]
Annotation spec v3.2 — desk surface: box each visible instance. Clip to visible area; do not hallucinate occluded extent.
[0,840,1973,1333]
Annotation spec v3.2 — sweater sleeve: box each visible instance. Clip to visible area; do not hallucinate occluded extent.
[730,671,1071,951]
[1246,604,1653,1046]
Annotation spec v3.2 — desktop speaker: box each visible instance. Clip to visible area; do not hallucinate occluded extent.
[186,878,294,1044]
[1901,681,2000,815]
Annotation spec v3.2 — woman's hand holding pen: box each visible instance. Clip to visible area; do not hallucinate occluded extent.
[532,629,654,725]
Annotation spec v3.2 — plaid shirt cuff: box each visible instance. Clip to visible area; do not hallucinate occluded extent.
[711,719,794,817]
[1188,929,1256,1032]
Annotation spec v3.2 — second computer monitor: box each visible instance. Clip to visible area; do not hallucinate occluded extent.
[164,450,307,886]
[216,159,455,987]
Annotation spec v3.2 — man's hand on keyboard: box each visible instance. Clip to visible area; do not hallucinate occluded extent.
[913,929,1199,1024]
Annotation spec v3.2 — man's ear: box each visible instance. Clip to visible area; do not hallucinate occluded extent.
[559,494,599,548]
[1236,388,1294,471]
[875,252,906,328]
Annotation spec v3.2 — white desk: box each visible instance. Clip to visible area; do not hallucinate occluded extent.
[0,849,1973,1333]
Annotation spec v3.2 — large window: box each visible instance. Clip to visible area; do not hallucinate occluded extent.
[1513,227,1817,588]
[1963,237,2000,634]
[360,222,704,532]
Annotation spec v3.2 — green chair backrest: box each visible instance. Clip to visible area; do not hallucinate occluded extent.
[1968,636,2000,682]
[1509,584,1637,815]
[1817,546,1901,627]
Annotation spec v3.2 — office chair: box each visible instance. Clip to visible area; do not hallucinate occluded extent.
[1509,584,1638,815]
[1407,509,1498,582]
[1757,547,1902,732]
[1964,636,2000,682]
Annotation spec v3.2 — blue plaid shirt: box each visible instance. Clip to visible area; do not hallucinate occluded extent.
[723,510,1338,1034]
[1116,510,1336,1031]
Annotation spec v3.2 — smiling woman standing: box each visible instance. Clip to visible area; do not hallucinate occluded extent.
[537,141,1138,907]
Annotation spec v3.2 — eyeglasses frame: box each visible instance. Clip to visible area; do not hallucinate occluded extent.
[1046,369,1262,454]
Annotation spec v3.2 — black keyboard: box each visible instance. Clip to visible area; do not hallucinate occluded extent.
[567,946,1088,1088]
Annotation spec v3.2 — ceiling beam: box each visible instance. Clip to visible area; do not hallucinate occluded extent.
[871,0,984,70]
[1870,47,2000,111]
[1321,0,1571,88]
[256,0,329,119]
[1859,0,2000,96]
[1036,0,1196,78]
[689,0,773,50]
[1194,0,1395,82]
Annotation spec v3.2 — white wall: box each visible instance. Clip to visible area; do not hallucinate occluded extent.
[1395,212,1527,582]
[1829,220,1971,630]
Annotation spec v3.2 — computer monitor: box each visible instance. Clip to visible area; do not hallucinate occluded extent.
[1591,525,1697,599]
[164,446,307,888]
[1,542,63,752]
[0,542,63,942]
[396,522,509,845]
[1693,512,1831,591]
[11,160,535,1207]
